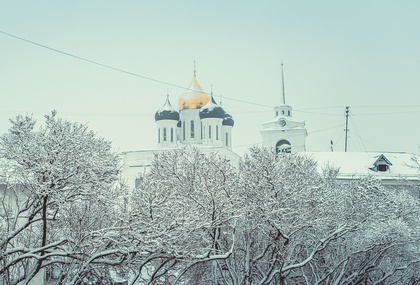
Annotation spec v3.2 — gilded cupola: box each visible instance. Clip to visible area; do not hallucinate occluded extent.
[178,70,210,111]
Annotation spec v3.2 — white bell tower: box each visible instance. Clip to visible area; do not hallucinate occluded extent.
[260,63,307,153]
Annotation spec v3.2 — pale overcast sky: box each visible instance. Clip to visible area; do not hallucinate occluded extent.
[1,1,420,155]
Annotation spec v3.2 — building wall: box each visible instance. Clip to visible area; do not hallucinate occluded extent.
[156,119,178,148]
[179,109,202,144]
[260,128,307,153]
[201,117,223,146]
[122,147,241,190]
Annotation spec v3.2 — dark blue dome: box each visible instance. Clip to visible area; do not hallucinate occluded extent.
[222,113,234,127]
[199,96,225,119]
[155,97,180,121]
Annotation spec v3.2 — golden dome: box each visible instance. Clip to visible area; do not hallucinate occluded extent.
[178,73,210,110]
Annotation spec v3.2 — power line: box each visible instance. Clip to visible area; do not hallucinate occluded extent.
[295,110,342,116]
[352,110,420,116]
[349,111,367,152]
[0,30,186,90]
[0,30,272,109]
[2,30,420,116]
[331,116,344,144]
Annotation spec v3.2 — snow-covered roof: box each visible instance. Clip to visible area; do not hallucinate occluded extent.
[305,151,420,181]
[123,144,239,154]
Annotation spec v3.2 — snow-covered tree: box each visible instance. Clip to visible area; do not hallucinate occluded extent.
[228,147,420,285]
[126,146,420,284]
[217,147,347,284]
[3,113,418,285]
[129,147,241,284]
[0,112,125,285]
[306,177,420,285]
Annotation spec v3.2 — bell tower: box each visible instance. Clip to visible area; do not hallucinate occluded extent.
[260,63,307,153]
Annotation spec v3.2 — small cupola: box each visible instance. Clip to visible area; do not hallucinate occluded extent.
[199,94,225,119]
[370,154,392,172]
[222,113,234,127]
[155,95,180,122]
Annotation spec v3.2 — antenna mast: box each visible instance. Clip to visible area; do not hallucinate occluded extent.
[344,106,349,152]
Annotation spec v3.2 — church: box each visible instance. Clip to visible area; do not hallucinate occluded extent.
[123,66,419,194]
[123,68,241,189]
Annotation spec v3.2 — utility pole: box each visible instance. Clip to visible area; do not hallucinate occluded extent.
[344,106,349,152]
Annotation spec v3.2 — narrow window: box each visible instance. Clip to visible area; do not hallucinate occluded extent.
[226,132,228,146]
[171,128,174,142]
[288,110,291,116]
[203,125,206,139]
[163,128,167,142]
[282,110,285,115]
[158,128,160,143]
[201,122,203,139]
[209,125,212,139]
[216,125,219,140]
[191,120,195,138]
[183,121,185,140]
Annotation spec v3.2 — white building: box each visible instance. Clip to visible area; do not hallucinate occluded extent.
[123,69,240,189]
[260,64,307,154]
[123,65,419,193]
[260,102,307,154]
[259,65,419,193]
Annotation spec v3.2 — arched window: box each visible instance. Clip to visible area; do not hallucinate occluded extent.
[209,125,212,139]
[170,128,174,142]
[216,125,219,140]
[276,139,291,154]
[225,132,228,146]
[191,120,195,138]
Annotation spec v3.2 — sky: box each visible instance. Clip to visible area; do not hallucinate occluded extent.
[1,1,420,155]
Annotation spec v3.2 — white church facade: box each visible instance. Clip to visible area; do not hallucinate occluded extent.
[123,69,240,189]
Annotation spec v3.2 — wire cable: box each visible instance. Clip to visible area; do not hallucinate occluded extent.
[349,111,367,152]
[0,30,273,108]
[2,30,420,116]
